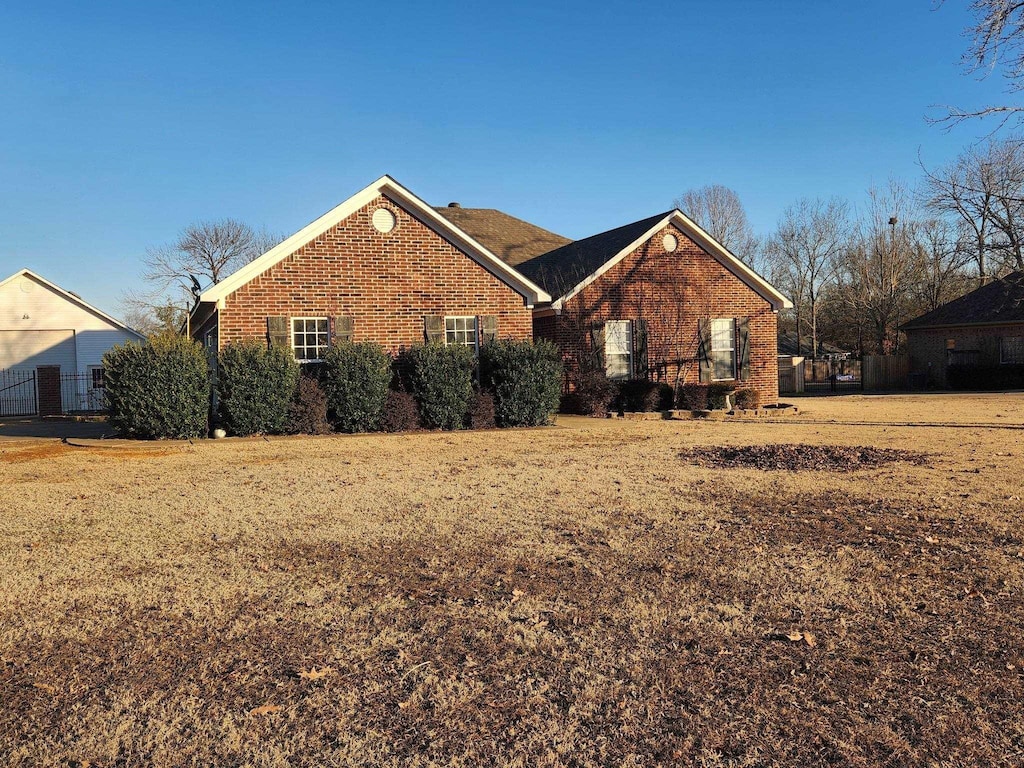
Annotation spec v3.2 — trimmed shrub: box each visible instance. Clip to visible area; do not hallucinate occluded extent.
[733,387,761,410]
[103,334,209,439]
[217,340,299,435]
[469,391,497,429]
[707,382,735,410]
[397,344,475,430]
[618,380,675,412]
[479,339,562,427]
[382,390,420,433]
[679,383,708,411]
[287,375,332,435]
[569,371,619,416]
[947,363,1024,390]
[321,342,392,432]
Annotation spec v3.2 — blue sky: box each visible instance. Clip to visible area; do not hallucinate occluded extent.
[0,0,1013,317]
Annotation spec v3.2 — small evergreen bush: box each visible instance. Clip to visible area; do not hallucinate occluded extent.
[617,380,675,412]
[103,334,209,439]
[479,339,562,427]
[382,390,420,433]
[397,344,475,430]
[217,340,299,435]
[733,387,761,410]
[287,375,332,435]
[569,371,619,415]
[708,382,735,410]
[321,342,392,432]
[679,383,708,411]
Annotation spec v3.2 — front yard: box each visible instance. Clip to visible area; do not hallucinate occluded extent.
[2,395,1023,766]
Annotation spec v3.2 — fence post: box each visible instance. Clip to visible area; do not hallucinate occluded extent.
[36,366,62,417]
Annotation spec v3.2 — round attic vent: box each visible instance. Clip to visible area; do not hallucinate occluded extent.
[372,208,397,234]
[662,233,678,252]
[20,277,34,292]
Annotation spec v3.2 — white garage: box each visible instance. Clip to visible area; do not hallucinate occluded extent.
[0,269,145,416]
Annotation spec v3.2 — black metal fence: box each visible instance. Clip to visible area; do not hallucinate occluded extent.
[0,368,38,417]
[804,358,862,393]
[60,372,107,414]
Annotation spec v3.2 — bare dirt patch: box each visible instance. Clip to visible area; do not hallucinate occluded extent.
[680,443,930,471]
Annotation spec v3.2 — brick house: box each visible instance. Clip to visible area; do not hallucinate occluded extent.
[443,208,792,406]
[188,177,549,358]
[903,271,1024,388]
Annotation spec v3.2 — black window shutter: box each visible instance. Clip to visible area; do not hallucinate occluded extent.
[588,322,606,373]
[332,316,354,343]
[424,315,445,344]
[737,317,751,381]
[480,315,498,345]
[267,316,289,350]
[698,319,712,383]
[633,318,648,379]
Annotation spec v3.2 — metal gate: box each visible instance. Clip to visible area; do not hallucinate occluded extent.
[0,368,38,416]
[803,358,862,393]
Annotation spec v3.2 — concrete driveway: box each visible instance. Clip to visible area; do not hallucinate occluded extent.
[0,417,116,440]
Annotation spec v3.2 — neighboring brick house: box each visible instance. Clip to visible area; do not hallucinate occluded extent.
[444,208,792,406]
[188,177,549,358]
[903,271,1024,388]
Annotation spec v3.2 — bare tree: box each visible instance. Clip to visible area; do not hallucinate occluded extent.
[674,185,762,271]
[123,219,281,333]
[923,137,1024,281]
[934,1,1024,129]
[913,217,975,312]
[766,198,848,357]
[837,182,922,355]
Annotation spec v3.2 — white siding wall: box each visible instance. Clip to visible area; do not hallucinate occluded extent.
[0,273,143,373]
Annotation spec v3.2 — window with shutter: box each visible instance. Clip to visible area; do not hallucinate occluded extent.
[445,316,478,349]
[291,317,330,361]
[710,318,737,380]
[604,320,632,380]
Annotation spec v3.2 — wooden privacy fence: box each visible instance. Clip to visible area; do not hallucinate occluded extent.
[863,355,910,391]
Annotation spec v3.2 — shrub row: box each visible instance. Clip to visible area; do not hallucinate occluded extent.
[103,337,562,438]
[561,373,761,416]
[947,363,1024,391]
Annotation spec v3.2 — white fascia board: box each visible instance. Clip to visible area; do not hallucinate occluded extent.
[199,175,551,308]
[2,268,146,339]
[551,211,792,312]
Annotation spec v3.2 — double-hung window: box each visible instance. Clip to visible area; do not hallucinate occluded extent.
[710,318,736,380]
[292,317,330,361]
[1002,337,1024,364]
[445,316,478,349]
[604,320,632,380]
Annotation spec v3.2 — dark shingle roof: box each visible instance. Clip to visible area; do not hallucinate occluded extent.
[514,212,673,299]
[433,206,572,266]
[902,271,1024,329]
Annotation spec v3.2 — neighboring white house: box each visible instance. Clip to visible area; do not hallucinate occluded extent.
[0,269,144,415]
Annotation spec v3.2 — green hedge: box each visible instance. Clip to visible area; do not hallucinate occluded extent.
[479,339,563,426]
[398,344,475,430]
[321,342,392,432]
[102,334,209,439]
[217,341,299,435]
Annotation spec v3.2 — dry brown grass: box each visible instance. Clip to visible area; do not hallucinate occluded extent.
[2,394,1024,766]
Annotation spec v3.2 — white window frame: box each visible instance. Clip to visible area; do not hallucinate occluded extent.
[445,316,478,350]
[292,317,330,362]
[604,319,633,380]
[710,318,737,381]
[1001,336,1024,364]
[87,365,105,391]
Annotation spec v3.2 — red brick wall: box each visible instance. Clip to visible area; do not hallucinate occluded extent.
[542,223,780,405]
[215,195,533,352]
[907,323,1024,387]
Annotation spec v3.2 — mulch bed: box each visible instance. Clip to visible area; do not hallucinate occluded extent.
[679,443,931,471]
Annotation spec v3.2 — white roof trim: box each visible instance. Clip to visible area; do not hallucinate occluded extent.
[551,210,792,311]
[198,175,551,308]
[0,268,146,338]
